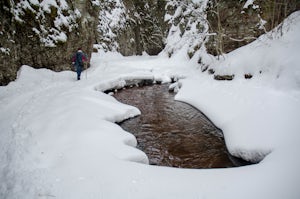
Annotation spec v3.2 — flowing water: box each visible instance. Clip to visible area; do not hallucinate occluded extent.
[114,83,249,168]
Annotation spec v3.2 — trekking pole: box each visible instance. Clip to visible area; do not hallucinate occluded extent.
[86,57,91,80]
[85,62,87,79]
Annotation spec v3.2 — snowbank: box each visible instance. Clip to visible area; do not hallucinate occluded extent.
[177,11,300,162]
[208,11,300,90]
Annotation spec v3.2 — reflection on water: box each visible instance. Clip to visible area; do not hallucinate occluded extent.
[114,84,249,168]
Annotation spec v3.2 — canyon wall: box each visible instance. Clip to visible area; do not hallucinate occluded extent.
[0,0,99,85]
[1,0,299,85]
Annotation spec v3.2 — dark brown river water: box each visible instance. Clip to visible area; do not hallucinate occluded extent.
[114,83,249,168]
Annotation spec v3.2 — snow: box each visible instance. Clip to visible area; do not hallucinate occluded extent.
[1,10,300,199]
[191,0,205,4]
[91,0,100,6]
[40,0,59,13]
[243,0,255,9]
[206,11,300,91]
[164,0,209,57]
[12,0,79,47]
[97,0,127,51]
[0,47,10,55]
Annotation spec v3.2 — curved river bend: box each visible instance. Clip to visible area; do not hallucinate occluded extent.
[114,83,249,168]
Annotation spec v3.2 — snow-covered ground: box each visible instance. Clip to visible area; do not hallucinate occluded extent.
[1,11,300,199]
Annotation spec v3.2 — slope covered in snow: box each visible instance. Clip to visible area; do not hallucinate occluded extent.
[177,11,300,162]
[0,11,300,199]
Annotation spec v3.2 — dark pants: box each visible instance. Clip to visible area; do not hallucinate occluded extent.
[76,65,83,80]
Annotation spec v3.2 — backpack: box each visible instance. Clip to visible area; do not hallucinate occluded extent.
[76,52,83,66]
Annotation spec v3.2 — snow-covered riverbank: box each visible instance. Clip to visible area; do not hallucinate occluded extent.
[1,11,300,199]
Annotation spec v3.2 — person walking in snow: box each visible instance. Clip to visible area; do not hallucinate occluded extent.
[72,48,88,80]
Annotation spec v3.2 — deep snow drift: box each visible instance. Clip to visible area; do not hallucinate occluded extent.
[1,11,300,199]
